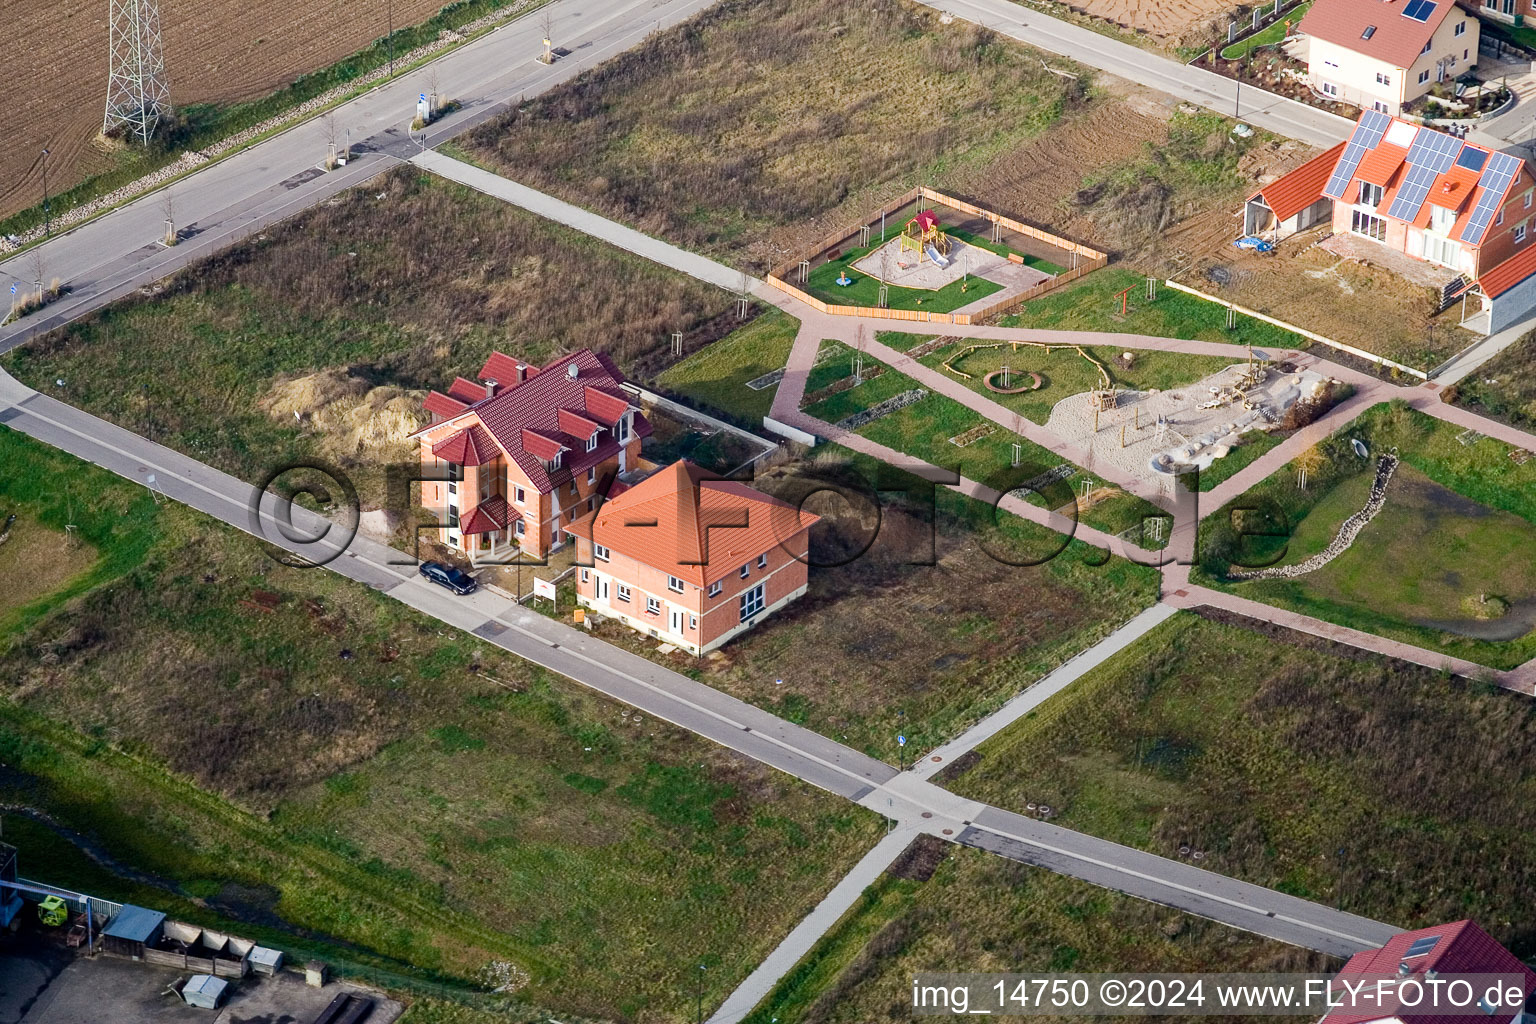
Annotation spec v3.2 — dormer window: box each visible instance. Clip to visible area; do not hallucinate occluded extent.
[1359,181,1384,208]
[587,431,600,452]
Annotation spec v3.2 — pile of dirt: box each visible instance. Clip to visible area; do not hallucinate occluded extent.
[260,367,425,458]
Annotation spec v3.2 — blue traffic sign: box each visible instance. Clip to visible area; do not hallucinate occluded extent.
[897,735,906,746]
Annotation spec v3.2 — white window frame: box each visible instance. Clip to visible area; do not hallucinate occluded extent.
[1321,81,1339,97]
[739,583,765,622]
[1375,72,1390,86]
[667,575,684,593]
[586,432,599,452]
[689,615,698,630]
[515,520,526,537]
[707,581,722,598]
[617,583,631,602]
[1359,181,1384,208]
[646,595,661,615]
[1498,208,1505,226]
[757,552,768,569]
[594,543,610,561]
[739,563,750,579]
[580,568,590,583]
[1525,190,1532,209]
[1455,19,1466,34]
[1517,223,1528,244]
[514,485,526,504]
[1418,69,1430,84]
[587,466,596,485]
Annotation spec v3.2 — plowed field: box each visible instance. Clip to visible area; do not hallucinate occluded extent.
[6,0,448,219]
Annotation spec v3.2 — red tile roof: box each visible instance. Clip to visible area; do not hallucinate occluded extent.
[431,424,497,467]
[416,349,652,492]
[1322,921,1536,1024]
[1299,0,1454,68]
[423,391,468,421]
[479,352,530,389]
[447,376,485,404]
[460,494,516,535]
[1252,143,1347,222]
[566,461,820,588]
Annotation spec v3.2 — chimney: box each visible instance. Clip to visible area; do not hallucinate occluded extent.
[484,379,499,400]
[567,363,579,381]
[515,363,527,384]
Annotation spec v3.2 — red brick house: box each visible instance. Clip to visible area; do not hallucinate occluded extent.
[1320,920,1536,1024]
[565,460,819,654]
[412,349,652,560]
[1245,111,1536,331]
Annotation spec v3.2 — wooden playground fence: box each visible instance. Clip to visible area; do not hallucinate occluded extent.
[767,187,1108,324]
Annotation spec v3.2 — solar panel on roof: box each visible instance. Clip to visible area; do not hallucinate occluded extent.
[1323,111,1393,200]
[1455,147,1489,173]
[1386,129,1463,221]
[1460,151,1523,244]
[1402,0,1436,21]
[1405,936,1441,958]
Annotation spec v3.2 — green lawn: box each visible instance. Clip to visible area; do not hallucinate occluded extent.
[804,240,1002,312]
[1220,3,1310,59]
[999,267,1308,351]
[0,426,879,1021]
[802,343,1169,544]
[947,612,1536,948]
[744,841,1330,1023]
[1198,402,1536,668]
[918,337,1235,424]
[653,309,800,426]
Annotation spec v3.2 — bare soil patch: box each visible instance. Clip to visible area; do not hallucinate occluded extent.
[4,0,450,219]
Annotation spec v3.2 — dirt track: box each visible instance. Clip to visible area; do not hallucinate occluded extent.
[1065,0,1229,44]
[5,0,449,220]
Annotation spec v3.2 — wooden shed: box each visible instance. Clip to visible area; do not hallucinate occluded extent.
[101,905,165,960]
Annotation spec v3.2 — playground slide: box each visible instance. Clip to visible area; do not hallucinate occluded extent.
[925,244,950,268]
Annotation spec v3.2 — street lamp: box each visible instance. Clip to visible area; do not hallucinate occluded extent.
[696,963,706,1024]
[387,0,395,76]
[40,149,51,238]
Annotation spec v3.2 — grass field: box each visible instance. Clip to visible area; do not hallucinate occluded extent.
[0,426,879,1020]
[1198,402,1536,668]
[653,310,800,427]
[1192,430,1285,491]
[998,268,1306,350]
[744,842,1330,1023]
[1445,329,1536,433]
[947,611,1536,949]
[801,344,1169,543]
[462,0,1095,272]
[0,517,99,630]
[4,169,738,511]
[917,336,1235,424]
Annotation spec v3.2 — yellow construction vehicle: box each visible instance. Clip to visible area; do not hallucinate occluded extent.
[37,895,68,927]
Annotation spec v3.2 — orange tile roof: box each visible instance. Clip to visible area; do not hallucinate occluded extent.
[1299,0,1453,69]
[1479,244,1536,297]
[568,461,820,587]
[1355,143,1408,189]
[1252,143,1346,222]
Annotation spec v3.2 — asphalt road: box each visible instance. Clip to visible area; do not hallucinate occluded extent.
[0,0,720,355]
[908,0,1355,148]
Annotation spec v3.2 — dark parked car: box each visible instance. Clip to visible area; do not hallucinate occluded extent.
[419,561,478,595]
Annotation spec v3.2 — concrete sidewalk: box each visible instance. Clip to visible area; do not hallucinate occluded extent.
[412,150,758,296]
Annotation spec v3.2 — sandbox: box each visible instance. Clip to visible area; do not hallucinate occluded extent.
[1043,362,1332,490]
